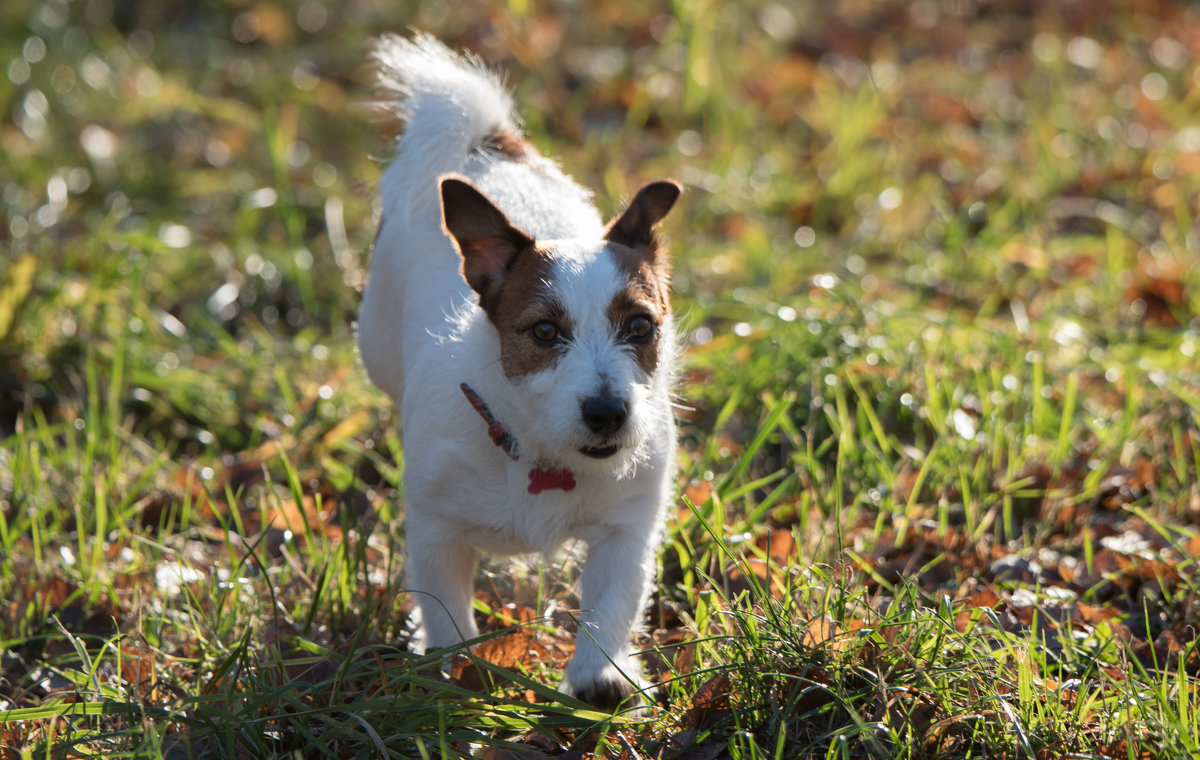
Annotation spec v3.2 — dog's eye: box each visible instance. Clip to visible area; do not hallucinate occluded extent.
[626,315,655,343]
[530,320,560,345]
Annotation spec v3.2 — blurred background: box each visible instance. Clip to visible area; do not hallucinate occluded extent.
[3,0,1200,565]
[2,1,1200,755]
[3,0,1198,436]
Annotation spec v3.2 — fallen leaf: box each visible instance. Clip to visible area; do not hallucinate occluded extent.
[683,672,732,730]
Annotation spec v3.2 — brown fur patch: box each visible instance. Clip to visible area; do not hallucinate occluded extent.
[441,177,535,313]
[483,245,573,378]
[601,181,678,378]
[479,127,536,161]
[607,243,672,378]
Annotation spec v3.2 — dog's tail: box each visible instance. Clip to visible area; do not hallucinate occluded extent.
[371,33,520,212]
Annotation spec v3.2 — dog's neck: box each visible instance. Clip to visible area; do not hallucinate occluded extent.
[459,382,576,494]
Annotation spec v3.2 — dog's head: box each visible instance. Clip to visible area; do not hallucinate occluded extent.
[441,175,680,474]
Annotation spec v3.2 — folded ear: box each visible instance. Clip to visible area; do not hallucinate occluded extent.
[440,175,534,301]
[604,180,682,249]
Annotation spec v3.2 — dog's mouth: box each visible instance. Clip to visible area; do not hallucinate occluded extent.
[579,443,621,459]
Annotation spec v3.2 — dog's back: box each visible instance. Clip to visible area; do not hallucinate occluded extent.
[358,34,600,400]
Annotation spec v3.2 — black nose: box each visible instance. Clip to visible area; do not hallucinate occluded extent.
[581,396,628,436]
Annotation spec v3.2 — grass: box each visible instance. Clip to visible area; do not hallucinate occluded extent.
[3,0,1200,757]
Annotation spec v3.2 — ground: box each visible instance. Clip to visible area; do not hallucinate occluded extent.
[1,1,1199,758]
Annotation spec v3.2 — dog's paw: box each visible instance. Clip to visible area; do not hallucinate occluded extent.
[566,661,649,713]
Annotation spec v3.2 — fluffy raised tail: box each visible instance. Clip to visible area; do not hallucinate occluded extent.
[359,34,523,401]
[372,32,520,214]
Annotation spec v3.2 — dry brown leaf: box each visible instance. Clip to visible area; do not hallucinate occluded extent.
[683,481,711,511]
[473,628,539,671]
[683,672,732,731]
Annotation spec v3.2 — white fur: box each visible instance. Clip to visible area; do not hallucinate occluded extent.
[357,33,677,708]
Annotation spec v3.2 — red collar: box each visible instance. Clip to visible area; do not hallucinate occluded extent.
[459,383,576,494]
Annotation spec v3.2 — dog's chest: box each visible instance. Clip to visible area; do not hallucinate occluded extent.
[455,478,596,556]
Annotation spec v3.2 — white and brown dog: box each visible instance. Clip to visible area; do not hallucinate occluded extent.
[357,34,680,710]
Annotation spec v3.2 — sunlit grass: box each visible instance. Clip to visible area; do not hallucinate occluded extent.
[3,0,1200,757]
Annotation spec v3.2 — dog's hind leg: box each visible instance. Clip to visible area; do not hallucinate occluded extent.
[405,519,479,651]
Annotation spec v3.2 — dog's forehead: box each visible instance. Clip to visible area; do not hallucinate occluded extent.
[543,240,626,322]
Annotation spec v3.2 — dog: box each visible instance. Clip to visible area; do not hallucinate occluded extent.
[356,33,681,710]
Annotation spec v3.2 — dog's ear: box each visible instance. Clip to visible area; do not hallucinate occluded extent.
[604,180,682,251]
[440,176,534,299]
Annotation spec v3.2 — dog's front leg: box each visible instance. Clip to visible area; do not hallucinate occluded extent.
[406,518,479,651]
[565,526,655,710]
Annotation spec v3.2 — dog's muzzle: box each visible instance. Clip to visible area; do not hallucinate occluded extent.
[579,395,627,458]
